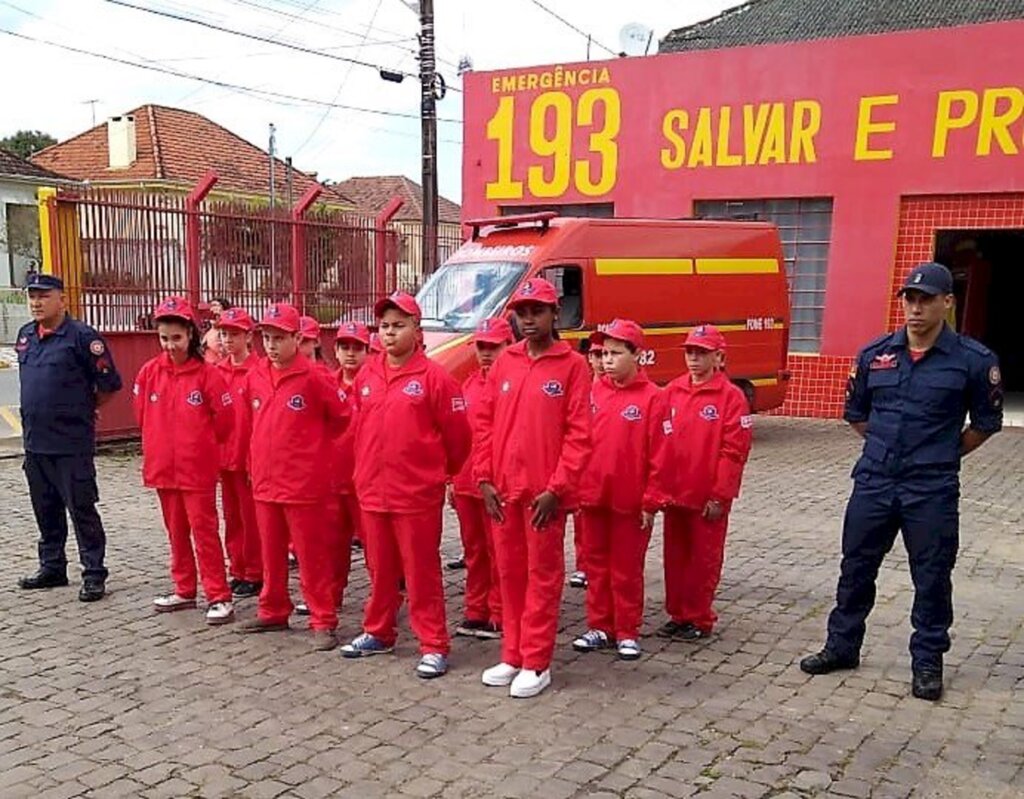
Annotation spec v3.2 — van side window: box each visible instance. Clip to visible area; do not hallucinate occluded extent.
[542,265,584,329]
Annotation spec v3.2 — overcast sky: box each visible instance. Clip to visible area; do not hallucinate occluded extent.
[0,0,737,203]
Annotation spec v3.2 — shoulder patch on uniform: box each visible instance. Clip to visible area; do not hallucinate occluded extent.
[89,339,105,356]
[989,365,1001,385]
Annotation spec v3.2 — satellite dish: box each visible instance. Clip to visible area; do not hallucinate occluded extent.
[619,22,655,56]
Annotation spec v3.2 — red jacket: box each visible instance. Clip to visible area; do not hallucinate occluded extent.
[245,356,350,504]
[579,372,665,514]
[133,354,235,491]
[452,368,489,497]
[331,369,359,495]
[474,340,591,508]
[648,371,753,510]
[216,353,259,472]
[353,348,471,513]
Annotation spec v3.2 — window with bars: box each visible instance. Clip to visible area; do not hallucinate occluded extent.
[694,198,833,353]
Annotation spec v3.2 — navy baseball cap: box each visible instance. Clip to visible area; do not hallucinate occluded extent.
[898,262,953,296]
[25,274,64,292]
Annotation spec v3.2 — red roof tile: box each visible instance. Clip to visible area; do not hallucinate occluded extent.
[332,175,461,223]
[31,104,352,206]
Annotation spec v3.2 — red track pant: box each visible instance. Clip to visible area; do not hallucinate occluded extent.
[453,494,501,625]
[663,507,729,632]
[255,501,337,631]
[572,511,588,573]
[157,488,231,603]
[361,506,448,655]
[581,508,651,641]
[334,494,358,610]
[221,470,263,583]
[493,502,566,672]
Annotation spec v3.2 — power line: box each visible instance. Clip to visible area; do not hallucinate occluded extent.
[102,0,462,92]
[0,27,463,123]
[527,0,617,56]
[293,0,384,155]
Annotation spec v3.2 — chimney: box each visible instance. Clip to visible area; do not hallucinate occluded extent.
[107,114,137,169]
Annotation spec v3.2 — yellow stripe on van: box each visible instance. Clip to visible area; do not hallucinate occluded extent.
[595,258,694,276]
[695,258,780,274]
[750,378,779,387]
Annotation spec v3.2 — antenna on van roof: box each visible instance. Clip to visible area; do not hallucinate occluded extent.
[465,211,559,240]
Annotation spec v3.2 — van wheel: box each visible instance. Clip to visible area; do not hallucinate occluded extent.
[734,380,755,413]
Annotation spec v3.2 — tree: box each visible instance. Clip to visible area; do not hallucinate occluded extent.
[1,130,57,159]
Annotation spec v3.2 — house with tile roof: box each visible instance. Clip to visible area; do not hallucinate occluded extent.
[0,147,75,291]
[332,175,464,288]
[31,104,353,208]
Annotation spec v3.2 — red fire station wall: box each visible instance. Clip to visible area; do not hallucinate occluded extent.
[462,19,1024,416]
[775,192,1024,419]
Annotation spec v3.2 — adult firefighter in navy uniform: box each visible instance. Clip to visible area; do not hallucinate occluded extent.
[15,274,123,602]
[801,262,1003,701]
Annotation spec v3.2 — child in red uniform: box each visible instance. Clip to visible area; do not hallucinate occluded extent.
[476,278,591,698]
[341,291,471,679]
[331,321,371,592]
[451,317,513,640]
[650,325,753,641]
[134,297,236,625]
[215,308,263,599]
[573,319,664,660]
[237,303,350,650]
[569,332,606,590]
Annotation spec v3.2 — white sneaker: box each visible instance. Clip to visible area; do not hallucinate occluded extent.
[510,668,551,698]
[205,601,235,625]
[153,593,197,613]
[481,662,520,687]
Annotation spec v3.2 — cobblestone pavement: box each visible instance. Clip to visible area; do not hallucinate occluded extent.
[0,418,1021,799]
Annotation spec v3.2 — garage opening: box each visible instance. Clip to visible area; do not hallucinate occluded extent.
[934,229,1024,422]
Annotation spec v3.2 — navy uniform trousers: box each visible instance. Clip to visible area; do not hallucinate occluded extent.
[24,452,108,582]
[826,471,958,670]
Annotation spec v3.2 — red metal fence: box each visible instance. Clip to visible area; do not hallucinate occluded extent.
[46,173,464,438]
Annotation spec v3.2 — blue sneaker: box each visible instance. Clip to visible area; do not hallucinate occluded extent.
[340,633,393,659]
[416,653,449,679]
[572,629,610,652]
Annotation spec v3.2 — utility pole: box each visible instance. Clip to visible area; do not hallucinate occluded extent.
[269,123,277,293]
[420,0,438,275]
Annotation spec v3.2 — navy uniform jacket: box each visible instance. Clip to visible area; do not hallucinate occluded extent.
[844,324,1002,480]
[15,314,123,455]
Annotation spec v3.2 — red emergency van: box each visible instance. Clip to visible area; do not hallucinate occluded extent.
[416,213,790,411]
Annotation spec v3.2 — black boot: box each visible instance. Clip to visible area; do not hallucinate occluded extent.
[911,666,943,701]
[799,648,859,675]
[18,570,69,590]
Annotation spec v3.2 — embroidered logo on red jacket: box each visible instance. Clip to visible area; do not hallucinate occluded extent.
[403,380,424,397]
[541,380,564,398]
[699,404,719,421]
[451,396,466,411]
[186,390,203,407]
[869,353,898,370]
[287,394,306,410]
[621,404,642,421]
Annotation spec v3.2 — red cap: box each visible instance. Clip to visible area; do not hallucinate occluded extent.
[153,296,198,326]
[507,277,559,309]
[215,307,255,332]
[684,324,727,351]
[369,333,384,353]
[336,321,371,346]
[299,315,321,341]
[592,318,645,351]
[374,290,421,320]
[259,303,301,333]
[471,316,514,345]
[587,330,605,353]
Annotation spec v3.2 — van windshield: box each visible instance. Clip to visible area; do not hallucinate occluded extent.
[416,261,527,332]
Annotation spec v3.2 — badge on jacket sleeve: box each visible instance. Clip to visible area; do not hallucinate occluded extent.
[89,340,105,356]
